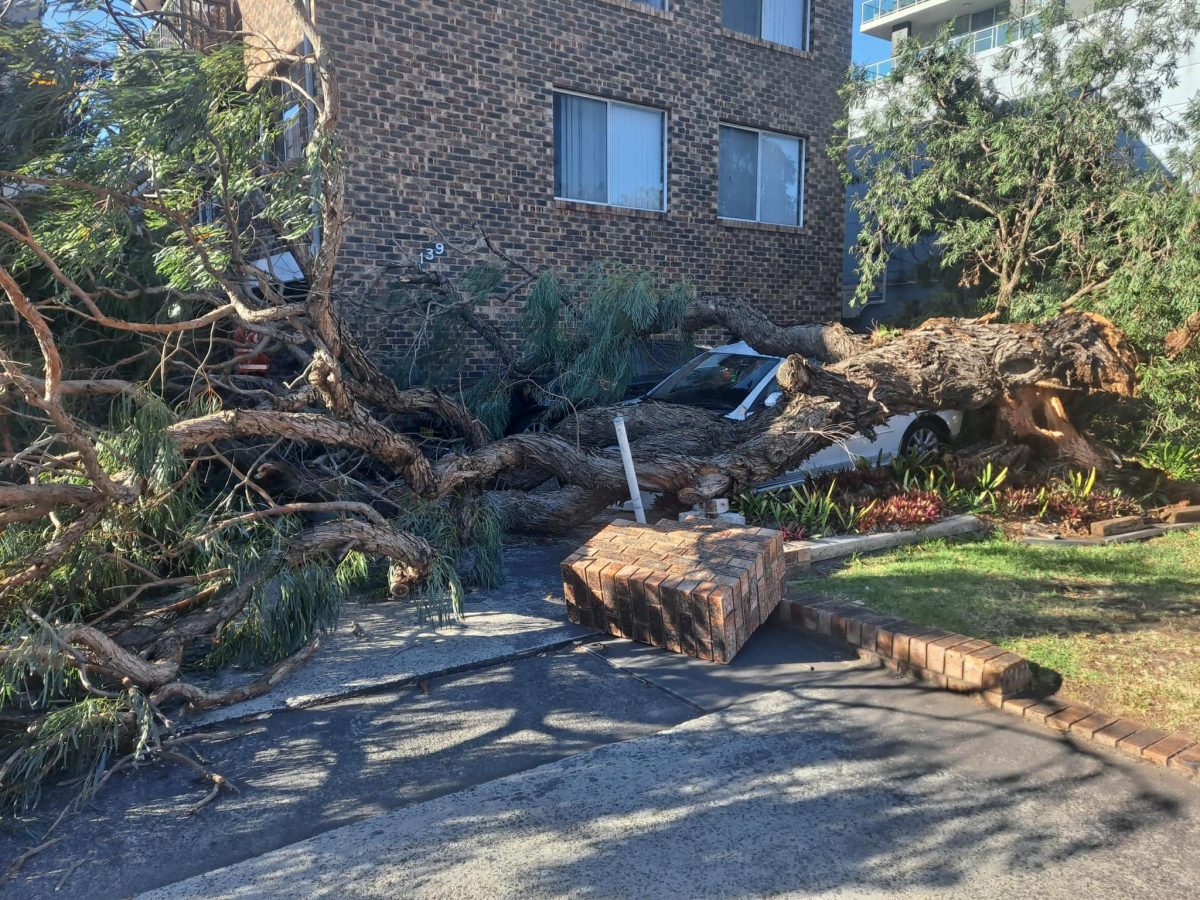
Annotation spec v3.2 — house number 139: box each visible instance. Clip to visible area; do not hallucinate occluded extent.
[416,242,446,269]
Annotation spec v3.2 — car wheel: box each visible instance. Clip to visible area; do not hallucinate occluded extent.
[900,417,950,456]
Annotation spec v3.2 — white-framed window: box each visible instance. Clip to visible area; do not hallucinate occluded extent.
[269,49,315,165]
[196,194,220,226]
[864,276,887,306]
[553,91,667,212]
[636,0,668,8]
[718,124,806,226]
[721,0,810,51]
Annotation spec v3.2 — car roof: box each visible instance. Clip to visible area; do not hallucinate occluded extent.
[706,341,781,360]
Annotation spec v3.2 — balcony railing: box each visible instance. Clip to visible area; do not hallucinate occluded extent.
[949,15,1041,53]
[858,15,1040,82]
[860,58,895,81]
[862,0,931,25]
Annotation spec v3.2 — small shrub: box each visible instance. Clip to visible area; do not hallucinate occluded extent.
[890,450,939,486]
[835,499,878,533]
[734,480,872,537]
[972,462,1009,512]
[777,481,842,537]
[734,458,1144,538]
[998,486,1046,519]
[857,490,946,533]
[996,482,1141,531]
[1138,440,1200,483]
[1054,467,1098,501]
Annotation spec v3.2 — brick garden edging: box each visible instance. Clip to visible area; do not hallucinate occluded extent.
[775,593,1200,782]
[991,696,1200,779]
[776,593,1032,699]
[782,514,987,574]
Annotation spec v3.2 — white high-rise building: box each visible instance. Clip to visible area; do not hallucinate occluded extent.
[857,0,1056,82]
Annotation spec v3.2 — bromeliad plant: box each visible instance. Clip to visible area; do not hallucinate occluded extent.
[735,454,1146,538]
[1055,467,1098,501]
[733,480,877,539]
[857,490,945,533]
[973,462,1010,513]
[982,464,1140,529]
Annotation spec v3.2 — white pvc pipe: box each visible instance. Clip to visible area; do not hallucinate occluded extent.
[612,415,647,524]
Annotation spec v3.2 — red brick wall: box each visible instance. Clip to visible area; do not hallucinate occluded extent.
[237,0,851,370]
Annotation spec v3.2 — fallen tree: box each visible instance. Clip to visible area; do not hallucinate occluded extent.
[485,310,1136,529]
[838,0,1200,451]
[0,2,1139,816]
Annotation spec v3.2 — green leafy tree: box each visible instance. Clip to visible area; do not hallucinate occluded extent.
[839,0,1200,443]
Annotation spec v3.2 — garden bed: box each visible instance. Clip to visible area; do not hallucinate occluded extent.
[790,529,1200,737]
[733,453,1182,541]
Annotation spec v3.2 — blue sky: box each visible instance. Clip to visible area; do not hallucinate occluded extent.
[852,1,892,64]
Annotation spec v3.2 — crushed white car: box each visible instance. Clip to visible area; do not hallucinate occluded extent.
[635,341,963,490]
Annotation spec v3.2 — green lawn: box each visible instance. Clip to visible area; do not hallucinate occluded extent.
[792,530,1200,735]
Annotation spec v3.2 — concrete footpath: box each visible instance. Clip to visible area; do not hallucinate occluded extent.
[186,544,592,728]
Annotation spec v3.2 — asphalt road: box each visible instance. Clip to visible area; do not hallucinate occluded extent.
[5,540,1199,899]
[0,651,693,898]
[147,633,1200,899]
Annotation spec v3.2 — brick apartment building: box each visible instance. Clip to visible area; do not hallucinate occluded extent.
[202,0,851,365]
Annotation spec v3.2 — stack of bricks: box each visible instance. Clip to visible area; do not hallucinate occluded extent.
[561,519,784,664]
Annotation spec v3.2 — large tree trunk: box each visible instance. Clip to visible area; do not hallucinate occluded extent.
[994,387,1115,471]
[552,401,739,451]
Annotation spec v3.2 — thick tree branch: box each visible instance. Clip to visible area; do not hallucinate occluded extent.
[167,409,437,495]
[1165,309,1200,358]
[682,295,870,362]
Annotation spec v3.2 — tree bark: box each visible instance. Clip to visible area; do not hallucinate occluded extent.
[286,518,436,585]
[168,409,438,496]
[486,486,626,534]
[682,294,871,362]
[1165,309,1200,359]
[994,387,1115,471]
[552,401,739,451]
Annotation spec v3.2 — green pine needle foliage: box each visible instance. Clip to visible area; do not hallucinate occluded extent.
[521,263,693,418]
[204,561,349,669]
[399,262,693,437]
[388,497,507,621]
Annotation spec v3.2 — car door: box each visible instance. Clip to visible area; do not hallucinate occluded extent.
[842,418,897,467]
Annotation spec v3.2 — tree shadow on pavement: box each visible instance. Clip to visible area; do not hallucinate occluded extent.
[128,671,1200,899]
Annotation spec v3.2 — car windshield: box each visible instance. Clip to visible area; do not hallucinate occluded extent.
[647,352,778,412]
